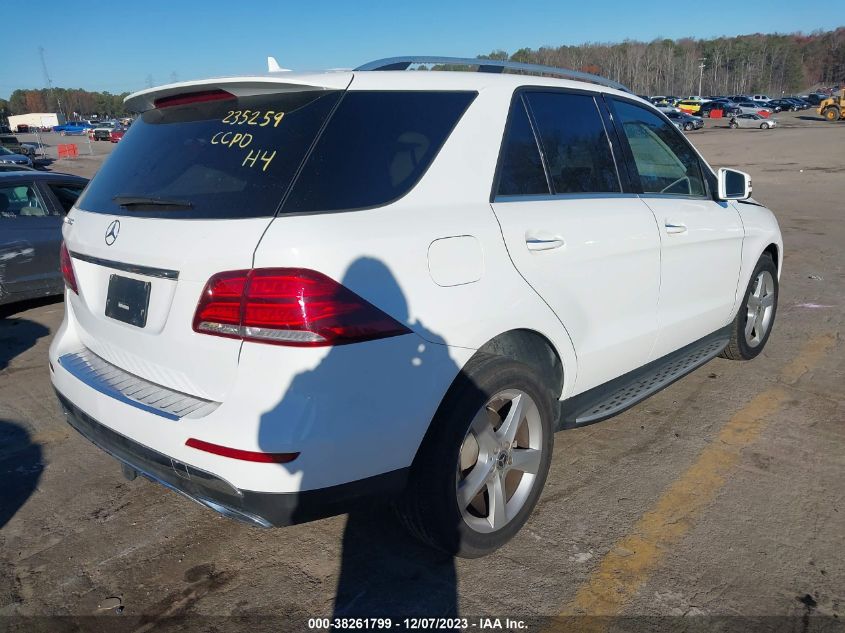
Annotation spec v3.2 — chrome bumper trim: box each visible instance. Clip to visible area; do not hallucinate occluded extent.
[58,348,219,420]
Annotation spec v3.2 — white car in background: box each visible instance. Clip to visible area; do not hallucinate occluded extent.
[51,56,782,557]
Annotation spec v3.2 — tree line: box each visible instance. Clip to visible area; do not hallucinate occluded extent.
[0,88,131,119]
[479,28,844,96]
[1,29,842,120]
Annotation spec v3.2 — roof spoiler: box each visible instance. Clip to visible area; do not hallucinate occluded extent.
[123,74,353,112]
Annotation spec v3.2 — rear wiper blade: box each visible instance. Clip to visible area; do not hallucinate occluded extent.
[113,195,193,210]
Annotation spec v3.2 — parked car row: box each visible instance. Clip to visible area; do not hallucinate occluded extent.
[648,93,813,117]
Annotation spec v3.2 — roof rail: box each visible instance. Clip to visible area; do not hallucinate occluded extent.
[355,56,630,93]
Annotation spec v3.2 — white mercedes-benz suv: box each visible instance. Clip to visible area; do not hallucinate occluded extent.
[50,56,782,557]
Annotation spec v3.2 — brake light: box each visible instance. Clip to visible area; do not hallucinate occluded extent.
[60,242,78,294]
[193,268,411,346]
[185,438,299,463]
[154,89,235,109]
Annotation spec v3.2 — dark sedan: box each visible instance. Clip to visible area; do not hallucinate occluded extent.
[0,146,32,167]
[768,99,799,112]
[0,164,36,173]
[664,110,704,130]
[0,171,88,306]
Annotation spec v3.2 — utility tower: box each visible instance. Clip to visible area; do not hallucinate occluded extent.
[39,46,64,117]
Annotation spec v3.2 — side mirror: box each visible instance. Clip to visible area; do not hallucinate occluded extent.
[717,168,752,200]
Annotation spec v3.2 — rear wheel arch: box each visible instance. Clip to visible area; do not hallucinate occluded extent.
[416,329,565,456]
[763,243,779,270]
[476,329,564,399]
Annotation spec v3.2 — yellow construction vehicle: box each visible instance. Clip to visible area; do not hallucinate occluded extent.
[818,89,845,121]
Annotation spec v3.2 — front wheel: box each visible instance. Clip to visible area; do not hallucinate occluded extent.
[729,121,738,128]
[398,354,555,558]
[760,123,770,129]
[684,122,694,131]
[721,253,778,360]
[823,107,840,122]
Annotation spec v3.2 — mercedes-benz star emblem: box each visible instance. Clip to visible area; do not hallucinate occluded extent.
[105,220,120,246]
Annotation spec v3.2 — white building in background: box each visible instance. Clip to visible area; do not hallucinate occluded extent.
[7,112,66,132]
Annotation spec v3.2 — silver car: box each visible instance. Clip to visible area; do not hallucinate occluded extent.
[733,102,773,116]
[728,113,778,129]
[0,172,87,306]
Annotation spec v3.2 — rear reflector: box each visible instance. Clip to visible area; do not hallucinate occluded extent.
[185,438,299,463]
[60,242,78,294]
[154,89,235,109]
[193,268,411,346]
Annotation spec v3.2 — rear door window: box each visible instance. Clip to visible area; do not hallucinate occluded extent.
[495,96,549,197]
[524,91,620,194]
[611,99,706,197]
[0,184,53,217]
[282,91,476,213]
[76,90,343,219]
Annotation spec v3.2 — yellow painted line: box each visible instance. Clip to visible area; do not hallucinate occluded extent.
[547,333,837,631]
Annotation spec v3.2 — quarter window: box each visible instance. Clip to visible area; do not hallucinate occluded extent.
[284,91,476,213]
[48,183,85,212]
[612,99,705,197]
[495,97,549,196]
[525,92,620,194]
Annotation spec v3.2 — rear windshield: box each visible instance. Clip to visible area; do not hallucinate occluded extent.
[77,89,475,219]
[77,90,342,219]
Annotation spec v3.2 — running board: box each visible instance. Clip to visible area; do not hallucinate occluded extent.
[557,327,730,430]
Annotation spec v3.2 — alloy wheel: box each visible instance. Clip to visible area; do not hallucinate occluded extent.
[456,389,543,534]
[744,270,775,347]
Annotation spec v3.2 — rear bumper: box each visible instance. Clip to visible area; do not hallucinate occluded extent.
[55,390,409,527]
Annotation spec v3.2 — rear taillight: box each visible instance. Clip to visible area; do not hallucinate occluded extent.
[193,268,411,347]
[60,242,78,294]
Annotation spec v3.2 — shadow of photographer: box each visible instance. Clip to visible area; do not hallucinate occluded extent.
[256,257,462,624]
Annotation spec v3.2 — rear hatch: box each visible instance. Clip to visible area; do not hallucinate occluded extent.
[63,74,351,401]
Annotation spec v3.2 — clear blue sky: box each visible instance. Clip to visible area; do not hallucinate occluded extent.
[1,1,840,99]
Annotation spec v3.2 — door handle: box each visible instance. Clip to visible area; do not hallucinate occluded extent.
[525,233,565,251]
[664,221,688,235]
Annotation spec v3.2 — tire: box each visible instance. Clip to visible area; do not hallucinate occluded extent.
[823,107,840,122]
[684,122,694,131]
[721,253,778,361]
[729,121,738,129]
[760,123,769,129]
[397,354,555,558]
